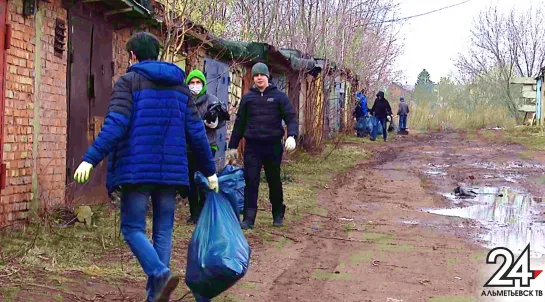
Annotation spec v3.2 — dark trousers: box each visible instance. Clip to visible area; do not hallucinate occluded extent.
[187,149,216,220]
[243,141,284,217]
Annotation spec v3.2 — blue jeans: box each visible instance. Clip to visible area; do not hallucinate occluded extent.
[371,116,388,141]
[399,115,408,130]
[120,184,177,301]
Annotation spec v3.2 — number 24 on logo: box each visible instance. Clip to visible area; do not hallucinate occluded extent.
[484,243,543,287]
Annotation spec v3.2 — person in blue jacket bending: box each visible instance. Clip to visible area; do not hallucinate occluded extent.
[72,32,218,302]
[353,91,369,137]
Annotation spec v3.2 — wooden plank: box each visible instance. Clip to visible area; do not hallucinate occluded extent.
[511,77,536,85]
[522,85,535,92]
[522,91,537,99]
[519,104,536,112]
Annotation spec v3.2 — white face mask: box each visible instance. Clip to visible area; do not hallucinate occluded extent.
[189,84,203,95]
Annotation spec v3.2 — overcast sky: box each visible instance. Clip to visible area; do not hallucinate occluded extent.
[395,0,540,85]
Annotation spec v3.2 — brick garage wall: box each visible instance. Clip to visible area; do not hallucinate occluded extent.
[36,0,68,209]
[112,28,132,82]
[1,0,68,225]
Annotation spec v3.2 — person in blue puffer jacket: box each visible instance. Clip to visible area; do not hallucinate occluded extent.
[72,32,218,302]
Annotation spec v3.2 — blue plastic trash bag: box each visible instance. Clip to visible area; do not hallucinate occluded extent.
[354,117,367,132]
[216,165,245,216]
[185,171,251,299]
[368,116,383,136]
[366,116,374,134]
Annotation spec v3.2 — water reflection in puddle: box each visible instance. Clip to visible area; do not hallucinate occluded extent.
[471,161,544,170]
[428,187,545,258]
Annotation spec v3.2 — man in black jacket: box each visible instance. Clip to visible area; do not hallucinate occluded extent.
[370,91,392,142]
[227,62,298,229]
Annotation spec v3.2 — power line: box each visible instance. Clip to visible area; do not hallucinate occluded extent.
[368,0,472,25]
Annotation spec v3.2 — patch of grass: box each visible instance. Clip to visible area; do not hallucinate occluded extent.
[428,297,477,302]
[470,251,489,263]
[0,286,20,301]
[518,151,534,160]
[350,250,374,265]
[409,103,515,131]
[446,257,461,270]
[533,175,545,184]
[342,222,356,232]
[484,126,545,151]
[308,207,328,217]
[466,131,477,140]
[342,135,370,145]
[375,243,414,252]
[312,269,351,281]
[238,282,258,290]
[0,204,188,280]
[273,236,293,249]
[361,232,396,243]
[212,294,243,302]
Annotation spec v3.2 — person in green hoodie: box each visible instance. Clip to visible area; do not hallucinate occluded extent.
[185,69,229,224]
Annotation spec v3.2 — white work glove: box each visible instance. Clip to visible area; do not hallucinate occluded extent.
[207,174,219,193]
[285,136,296,152]
[204,117,218,129]
[74,161,93,184]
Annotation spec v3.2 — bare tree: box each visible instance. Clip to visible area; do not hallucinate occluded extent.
[456,5,545,120]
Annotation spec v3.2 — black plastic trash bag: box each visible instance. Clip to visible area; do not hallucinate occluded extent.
[185,171,251,299]
[388,119,399,133]
[216,164,245,216]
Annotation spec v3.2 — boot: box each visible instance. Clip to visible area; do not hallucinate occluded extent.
[272,205,286,227]
[153,271,180,302]
[241,208,257,230]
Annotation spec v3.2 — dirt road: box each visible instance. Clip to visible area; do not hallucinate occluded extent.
[230,130,545,302]
[4,130,545,302]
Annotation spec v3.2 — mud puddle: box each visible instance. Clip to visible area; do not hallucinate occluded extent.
[427,187,545,258]
[471,161,544,171]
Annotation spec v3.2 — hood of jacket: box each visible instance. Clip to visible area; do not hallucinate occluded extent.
[128,61,185,86]
[185,69,208,97]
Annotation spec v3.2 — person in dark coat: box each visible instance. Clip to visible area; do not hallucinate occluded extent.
[370,91,393,142]
[226,62,298,230]
[73,32,218,302]
[185,69,229,224]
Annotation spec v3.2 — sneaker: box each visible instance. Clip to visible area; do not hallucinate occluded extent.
[273,216,284,227]
[154,272,180,302]
[240,220,254,230]
[241,208,257,230]
[272,205,286,227]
